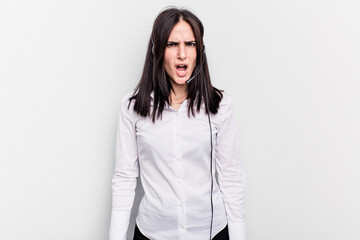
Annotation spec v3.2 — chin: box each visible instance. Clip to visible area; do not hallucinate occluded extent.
[170,72,194,85]
[170,77,187,85]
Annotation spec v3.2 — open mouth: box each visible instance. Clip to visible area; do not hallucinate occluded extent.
[175,64,188,77]
[176,64,188,71]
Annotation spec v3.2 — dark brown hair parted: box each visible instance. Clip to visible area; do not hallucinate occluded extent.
[129,7,223,122]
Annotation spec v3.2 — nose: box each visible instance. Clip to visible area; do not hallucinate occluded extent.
[178,43,186,59]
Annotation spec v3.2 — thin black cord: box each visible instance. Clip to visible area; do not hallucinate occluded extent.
[204,87,214,240]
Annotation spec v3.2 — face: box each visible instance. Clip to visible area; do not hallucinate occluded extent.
[163,20,197,86]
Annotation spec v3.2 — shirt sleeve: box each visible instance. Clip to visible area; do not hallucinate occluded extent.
[109,94,139,240]
[215,94,246,240]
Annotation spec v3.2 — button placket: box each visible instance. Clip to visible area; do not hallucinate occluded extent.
[175,111,183,177]
[177,200,186,236]
[175,110,186,236]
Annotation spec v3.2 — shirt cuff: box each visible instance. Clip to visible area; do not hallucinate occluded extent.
[228,221,246,240]
[109,210,130,240]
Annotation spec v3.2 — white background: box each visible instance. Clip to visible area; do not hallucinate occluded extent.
[1,0,359,239]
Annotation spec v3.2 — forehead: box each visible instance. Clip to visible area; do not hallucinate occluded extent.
[168,20,195,41]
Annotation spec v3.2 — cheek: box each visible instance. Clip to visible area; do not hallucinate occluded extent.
[190,51,197,65]
[163,53,173,72]
[164,59,172,75]
[190,54,197,68]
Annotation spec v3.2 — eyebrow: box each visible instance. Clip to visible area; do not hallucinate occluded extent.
[167,40,196,43]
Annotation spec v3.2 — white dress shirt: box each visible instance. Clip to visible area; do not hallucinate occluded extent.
[109,91,246,240]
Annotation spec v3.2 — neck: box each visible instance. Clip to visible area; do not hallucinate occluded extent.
[169,83,188,104]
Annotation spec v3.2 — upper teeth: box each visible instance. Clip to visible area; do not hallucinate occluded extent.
[178,65,185,67]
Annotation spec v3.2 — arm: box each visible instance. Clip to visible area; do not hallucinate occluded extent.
[109,94,139,240]
[215,95,246,240]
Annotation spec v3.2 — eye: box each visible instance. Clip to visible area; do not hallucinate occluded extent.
[185,42,196,47]
[166,42,178,47]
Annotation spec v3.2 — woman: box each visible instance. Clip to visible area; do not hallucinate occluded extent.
[109,7,246,240]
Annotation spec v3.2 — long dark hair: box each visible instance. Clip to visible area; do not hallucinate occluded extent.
[129,7,223,122]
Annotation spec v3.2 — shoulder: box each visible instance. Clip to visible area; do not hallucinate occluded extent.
[216,91,236,125]
[119,90,146,125]
[218,91,234,112]
[119,90,137,118]
[121,91,136,104]
[120,91,136,110]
